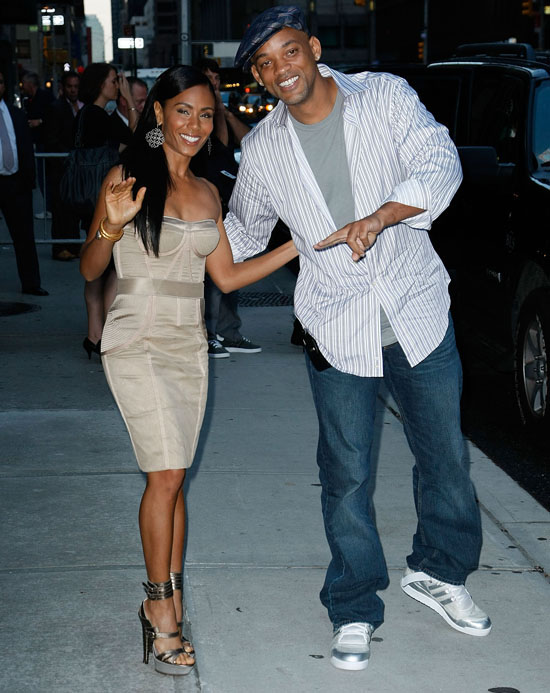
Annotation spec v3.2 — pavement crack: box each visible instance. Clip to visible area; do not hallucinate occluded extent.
[479,502,549,582]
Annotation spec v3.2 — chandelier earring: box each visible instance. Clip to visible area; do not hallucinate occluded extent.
[145,123,165,148]
[207,136,212,156]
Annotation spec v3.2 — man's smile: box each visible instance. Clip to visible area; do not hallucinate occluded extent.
[278,75,299,89]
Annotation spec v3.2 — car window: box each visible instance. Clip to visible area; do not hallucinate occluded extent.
[532,80,550,168]
[470,72,525,163]
[407,74,462,139]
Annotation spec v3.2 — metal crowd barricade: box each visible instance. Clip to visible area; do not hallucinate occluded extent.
[33,151,82,244]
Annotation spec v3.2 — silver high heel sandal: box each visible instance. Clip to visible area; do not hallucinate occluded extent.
[170,571,195,655]
[138,579,195,676]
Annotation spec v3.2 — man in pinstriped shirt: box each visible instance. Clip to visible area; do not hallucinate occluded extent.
[225,6,492,670]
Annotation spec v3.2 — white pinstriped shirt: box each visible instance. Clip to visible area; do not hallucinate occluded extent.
[224,65,463,377]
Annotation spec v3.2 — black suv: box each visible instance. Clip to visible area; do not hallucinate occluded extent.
[358,44,550,433]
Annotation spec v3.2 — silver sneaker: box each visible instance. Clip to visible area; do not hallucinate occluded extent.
[401,567,492,636]
[330,622,373,671]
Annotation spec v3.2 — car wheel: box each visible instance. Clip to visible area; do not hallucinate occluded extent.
[514,291,550,432]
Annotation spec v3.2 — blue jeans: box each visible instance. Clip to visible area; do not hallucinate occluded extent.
[305,319,482,630]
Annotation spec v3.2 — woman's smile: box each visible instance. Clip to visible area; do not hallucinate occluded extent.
[180,133,201,144]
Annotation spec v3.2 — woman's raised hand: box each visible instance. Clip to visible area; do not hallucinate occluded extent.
[104,177,146,230]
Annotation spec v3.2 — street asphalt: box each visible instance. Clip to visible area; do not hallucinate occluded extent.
[1,211,549,693]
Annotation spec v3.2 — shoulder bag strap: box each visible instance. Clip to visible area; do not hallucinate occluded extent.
[74,104,90,149]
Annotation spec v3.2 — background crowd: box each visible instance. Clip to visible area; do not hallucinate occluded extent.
[1,62,260,359]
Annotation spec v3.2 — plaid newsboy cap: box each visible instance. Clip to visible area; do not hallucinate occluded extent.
[234,5,309,72]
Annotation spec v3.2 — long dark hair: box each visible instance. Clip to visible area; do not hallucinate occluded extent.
[79,63,114,104]
[121,65,215,256]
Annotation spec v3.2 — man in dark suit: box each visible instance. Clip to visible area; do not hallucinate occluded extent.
[0,70,47,295]
[21,71,54,218]
[43,71,83,260]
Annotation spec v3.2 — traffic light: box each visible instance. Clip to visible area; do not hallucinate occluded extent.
[521,0,534,15]
[417,40,424,61]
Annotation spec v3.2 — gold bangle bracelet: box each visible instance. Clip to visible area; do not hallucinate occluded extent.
[98,217,124,242]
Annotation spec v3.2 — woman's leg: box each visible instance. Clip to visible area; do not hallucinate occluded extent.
[139,469,194,665]
[169,489,193,652]
[170,489,185,579]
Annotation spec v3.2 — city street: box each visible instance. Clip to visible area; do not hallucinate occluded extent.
[2,2,550,689]
[1,225,549,692]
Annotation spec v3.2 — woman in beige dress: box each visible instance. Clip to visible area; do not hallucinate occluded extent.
[80,65,297,676]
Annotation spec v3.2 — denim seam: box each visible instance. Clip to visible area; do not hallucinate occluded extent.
[323,495,346,624]
[384,372,427,549]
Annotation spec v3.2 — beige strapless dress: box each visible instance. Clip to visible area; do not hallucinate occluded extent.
[101,217,219,472]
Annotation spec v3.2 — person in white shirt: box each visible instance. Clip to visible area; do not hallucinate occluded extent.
[0,70,47,294]
[225,5,492,671]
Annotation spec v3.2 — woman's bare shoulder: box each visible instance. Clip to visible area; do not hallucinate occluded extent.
[194,176,222,217]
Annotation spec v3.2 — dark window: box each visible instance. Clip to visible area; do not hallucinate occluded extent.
[344,25,367,49]
[15,40,31,60]
[317,26,339,49]
[470,72,525,164]
[157,1,177,11]
[532,80,550,169]
[158,16,174,28]
[407,74,462,140]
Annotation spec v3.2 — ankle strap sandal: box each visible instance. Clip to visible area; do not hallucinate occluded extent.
[170,571,195,655]
[138,579,194,676]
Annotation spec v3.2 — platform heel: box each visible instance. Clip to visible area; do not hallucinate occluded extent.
[170,571,195,655]
[138,579,195,676]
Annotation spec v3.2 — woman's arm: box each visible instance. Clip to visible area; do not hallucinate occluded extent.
[80,167,146,281]
[206,214,297,294]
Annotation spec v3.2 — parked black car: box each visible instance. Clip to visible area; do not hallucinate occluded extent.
[349,44,550,434]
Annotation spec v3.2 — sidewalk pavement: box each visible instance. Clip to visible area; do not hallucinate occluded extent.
[1,229,549,693]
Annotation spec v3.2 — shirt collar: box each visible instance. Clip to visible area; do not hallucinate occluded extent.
[66,98,84,114]
[116,108,129,127]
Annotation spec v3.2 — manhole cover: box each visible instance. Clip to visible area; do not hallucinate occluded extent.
[238,291,293,307]
[0,301,41,317]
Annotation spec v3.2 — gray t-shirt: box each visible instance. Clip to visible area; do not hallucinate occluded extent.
[290,91,397,348]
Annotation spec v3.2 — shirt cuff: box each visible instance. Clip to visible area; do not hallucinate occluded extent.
[383,179,432,229]
[224,213,257,262]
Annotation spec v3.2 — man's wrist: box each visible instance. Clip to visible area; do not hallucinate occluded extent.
[374,201,425,230]
[369,211,386,234]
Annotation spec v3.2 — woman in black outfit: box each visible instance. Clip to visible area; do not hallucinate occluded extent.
[78,63,138,357]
